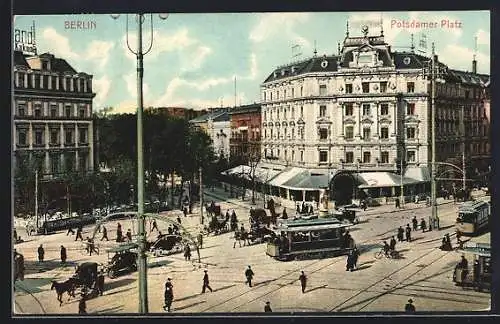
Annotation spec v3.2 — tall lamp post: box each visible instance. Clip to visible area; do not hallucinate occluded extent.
[423,43,446,230]
[111,12,169,314]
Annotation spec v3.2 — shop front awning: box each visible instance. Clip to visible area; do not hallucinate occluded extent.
[404,167,431,182]
[221,163,283,183]
[357,172,421,189]
[281,170,329,190]
[268,167,305,187]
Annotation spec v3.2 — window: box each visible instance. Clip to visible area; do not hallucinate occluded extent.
[34,105,42,117]
[17,72,25,87]
[380,81,387,93]
[270,92,273,101]
[51,76,57,90]
[27,74,32,88]
[380,103,389,115]
[319,128,328,140]
[345,103,353,116]
[292,150,295,161]
[79,128,87,143]
[362,104,371,116]
[79,107,86,118]
[300,151,304,162]
[300,86,303,97]
[345,83,353,94]
[79,154,87,171]
[291,107,295,118]
[407,82,415,93]
[65,154,74,172]
[380,127,389,139]
[319,105,327,117]
[406,127,416,139]
[407,150,416,162]
[65,78,71,91]
[319,85,327,96]
[300,106,303,117]
[79,79,85,92]
[345,126,354,139]
[363,127,371,140]
[345,152,354,163]
[362,82,370,93]
[381,151,389,163]
[65,129,73,144]
[34,74,41,88]
[87,79,92,92]
[17,130,27,145]
[65,106,72,117]
[51,154,60,174]
[50,130,59,144]
[363,151,371,163]
[43,75,49,89]
[42,61,48,70]
[35,130,43,145]
[291,88,295,98]
[406,103,415,115]
[284,90,287,98]
[319,151,328,163]
[18,104,26,117]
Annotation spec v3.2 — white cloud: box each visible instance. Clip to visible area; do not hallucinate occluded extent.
[476,29,490,46]
[92,75,111,109]
[113,100,137,114]
[124,72,150,100]
[85,40,115,69]
[247,53,258,80]
[181,45,212,72]
[439,44,490,74]
[348,12,401,45]
[41,28,79,60]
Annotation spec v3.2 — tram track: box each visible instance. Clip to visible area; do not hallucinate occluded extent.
[13,281,47,315]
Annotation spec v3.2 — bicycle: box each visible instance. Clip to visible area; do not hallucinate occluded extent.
[374,248,399,259]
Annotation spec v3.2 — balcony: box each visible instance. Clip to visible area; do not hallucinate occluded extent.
[64,141,76,147]
[49,141,60,147]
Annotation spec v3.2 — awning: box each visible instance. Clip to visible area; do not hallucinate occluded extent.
[404,167,431,182]
[238,126,248,131]
[281,170,329,190]
[268,167,304,187]
[357,172,421,189]
[221,164,283,183]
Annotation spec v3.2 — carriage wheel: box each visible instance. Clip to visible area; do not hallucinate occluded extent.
[374,250,384,259]
[108,269,116,279]
[131,263,137,272]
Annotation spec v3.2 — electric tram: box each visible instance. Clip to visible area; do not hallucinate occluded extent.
[266,217,354,261]
[456,200,490,236]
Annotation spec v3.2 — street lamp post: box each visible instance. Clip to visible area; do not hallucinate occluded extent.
[423,43,446,230]
[199,166,204,225]
[111,12,169,314]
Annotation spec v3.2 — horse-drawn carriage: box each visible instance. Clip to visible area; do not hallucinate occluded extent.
[249,208,273,226]
[206,215,230,235]
[14,250,25,283]
[105,243,138,278]
[206,202,222,217]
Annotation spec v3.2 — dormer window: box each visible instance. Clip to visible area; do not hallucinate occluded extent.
[41,61,48,70]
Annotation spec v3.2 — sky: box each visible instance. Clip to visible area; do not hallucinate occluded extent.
[13,11,490,114]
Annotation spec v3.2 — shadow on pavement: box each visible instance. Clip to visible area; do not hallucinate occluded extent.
[24,260,78,275]
[355,264,373,271]
[148,259,173,268]
[306,284,328,293]
[104,278,136,291]
[213,284,237,292]
[174,300,206,311]
[93,305,124,314]
[103,286,135,297]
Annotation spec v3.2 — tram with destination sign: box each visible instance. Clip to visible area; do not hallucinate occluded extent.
[456,200,490,236]
[453,243,491,292]
[266,217,355,261]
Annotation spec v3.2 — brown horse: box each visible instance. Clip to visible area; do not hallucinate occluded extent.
[51,278,77,306]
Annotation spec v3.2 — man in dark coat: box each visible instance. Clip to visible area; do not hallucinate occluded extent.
[202,270,213,293]
[346,251,354,271]
[351,246,360,269]
[60,245,67,264]
[264,301,272,312]
[420,219,427,233]
[164,278,174,312]
[37,244,45,262]
[75,226,84,241]
[126,229,132,242]
[101,226,109,241]
[151,220,158,232]
[412,216,418,231]
[405,299,416,313]
[66,227,75,236]
[184,244,191,261]
[97,274,105,296]
[282,208,288,219]
[78,292,87,314]
[397,226,404,242]
[473,259,481,286]
[168,226,173,235]
[405,224,412,242]
[389,236,397,253]
[299,271,307,293]
[245,265,254,287]
[116,223,123,242]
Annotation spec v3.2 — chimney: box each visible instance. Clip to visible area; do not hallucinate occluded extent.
[472,60,477,74]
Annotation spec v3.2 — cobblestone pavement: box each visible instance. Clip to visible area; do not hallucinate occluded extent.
[13,188,490,315]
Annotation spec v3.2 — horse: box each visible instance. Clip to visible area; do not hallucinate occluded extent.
[51,278,77,306]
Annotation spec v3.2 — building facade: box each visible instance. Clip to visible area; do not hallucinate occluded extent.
[259,25,490,203]
[189,108,231,159]
[13,51,96,177]
[228,104,262,165]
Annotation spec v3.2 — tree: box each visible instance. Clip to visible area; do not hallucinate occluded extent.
[241,143,261,204]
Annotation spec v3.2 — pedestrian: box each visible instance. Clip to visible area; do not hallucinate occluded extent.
[264,301,272,312]
[60,245,67,264]
[164,278,174,312]
[177,216,182,224]
[183,207,188,217]
[151,220,158,232]
[346,251,354,271]
[397,226,404,242]
[412,216,418,231]
[282,208,288,219]
[351,246,360,269]
[405,224,412,242]
[201,270,213,293]
[473,259,481,287]
[116,223,123,242]
[126,229,132,242]
[198,233,203,249]
[404,299,416,313]
[343,230,351,249]
[296,202,300,214]
[184,244,191,261]
[78,293,87,314]
[299,271,307,293]
[75,226,84,241]
[101,226,109,241]
[245,265,254,287]
[97,273,105,296]
[38,244,45,262]
[168,226,173,235]
[389,236,397,253]
[420,218,427,233]
[395,197,400,209]
[66,227,74,236]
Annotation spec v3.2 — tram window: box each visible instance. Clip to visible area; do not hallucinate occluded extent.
[458,212,477,222]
